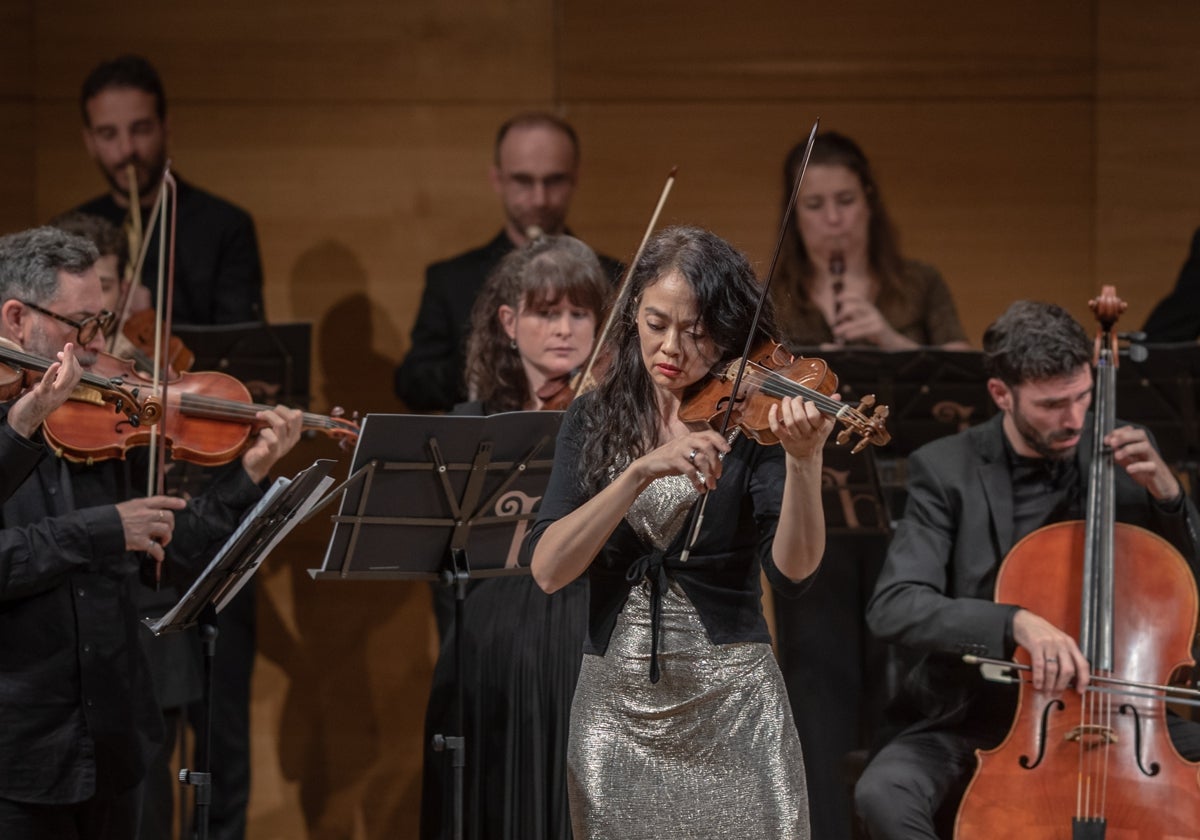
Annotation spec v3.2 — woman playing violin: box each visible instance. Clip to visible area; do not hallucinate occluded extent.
[524,226,834,839]
[421,234,609,840]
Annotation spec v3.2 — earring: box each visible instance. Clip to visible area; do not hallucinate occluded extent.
[510,339,518,350]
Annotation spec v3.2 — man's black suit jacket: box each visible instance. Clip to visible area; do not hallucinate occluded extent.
[867,412,1200,735]
[74,177,264,326]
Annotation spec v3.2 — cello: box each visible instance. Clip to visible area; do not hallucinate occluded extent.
[954,287,1200,838]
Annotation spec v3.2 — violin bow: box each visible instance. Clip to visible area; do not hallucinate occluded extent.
[574,166,678,397]
[143,162,179,586]
[108,166,166,354]
[680,118,819,562]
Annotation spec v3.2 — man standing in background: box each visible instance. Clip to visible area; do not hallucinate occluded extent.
[394,112,621,412]
[67,54,265,840]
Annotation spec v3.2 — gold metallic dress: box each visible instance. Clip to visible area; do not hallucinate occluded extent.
[567,473,811,839]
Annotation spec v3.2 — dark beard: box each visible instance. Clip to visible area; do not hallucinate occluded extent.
[99,156,165,204]
[1012,408,1078,461]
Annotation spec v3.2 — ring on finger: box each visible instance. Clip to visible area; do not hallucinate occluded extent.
[688,448,698,465]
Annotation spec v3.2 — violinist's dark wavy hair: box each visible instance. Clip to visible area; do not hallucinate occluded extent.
[578,226,774,494]
[772,131,905,339]
[464,235,608,411]
[0,227,99,306]
[982,300,1090,387]
[80,55,167,124]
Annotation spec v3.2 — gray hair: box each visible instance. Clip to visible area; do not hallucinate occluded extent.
[0,226,99,305]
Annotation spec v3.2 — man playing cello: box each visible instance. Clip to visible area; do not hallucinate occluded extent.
[854,300,1200,839]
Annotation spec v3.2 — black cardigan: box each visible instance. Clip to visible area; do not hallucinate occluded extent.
[522,397,814,678]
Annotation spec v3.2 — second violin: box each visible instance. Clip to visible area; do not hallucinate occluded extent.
[42,353,357,465]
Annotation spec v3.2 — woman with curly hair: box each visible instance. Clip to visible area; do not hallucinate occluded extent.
[422,234,610,840]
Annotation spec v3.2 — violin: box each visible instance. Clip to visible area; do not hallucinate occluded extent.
[42,352,357,465]
[537,374,576,411]
[677,338,890,452]
[0,338,161,427]
[119,308,196,375]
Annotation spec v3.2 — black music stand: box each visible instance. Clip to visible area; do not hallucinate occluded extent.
[820,444,890,536]
[173,320,311,409]
[306,411,564,840]
[145,459,336,840]
[1116,342,1200,497]
[793,347,996,522]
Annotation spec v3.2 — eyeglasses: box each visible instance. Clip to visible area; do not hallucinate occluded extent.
[20,301,116,344]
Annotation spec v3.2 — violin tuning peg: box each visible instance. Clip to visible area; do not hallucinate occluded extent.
[859,394,876,409]
[837,428,853,446]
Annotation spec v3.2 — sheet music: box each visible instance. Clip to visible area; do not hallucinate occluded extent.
[146,460,335,635]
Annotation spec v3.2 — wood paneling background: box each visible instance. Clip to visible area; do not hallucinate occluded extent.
[3,2,1198,837]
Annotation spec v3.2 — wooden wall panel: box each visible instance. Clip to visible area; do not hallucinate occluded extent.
[0,0,33,98]
[15,2,1200,838]
[1,1,34,235]
[1095,105,1200,328]
[571,100,1093,345]
[1098,0,1200,99]
[561,1,1093,101]
[33,0,556,103]
[0,105,36,236]
[1095,0,1200,328]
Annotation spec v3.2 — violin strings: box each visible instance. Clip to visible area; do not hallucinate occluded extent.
[174,391,343,431]
[738,364,843,413]
[1,346,146,417]
[738,363,857,418]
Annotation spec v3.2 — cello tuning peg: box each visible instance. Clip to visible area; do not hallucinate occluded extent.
[1120,343,1149,363]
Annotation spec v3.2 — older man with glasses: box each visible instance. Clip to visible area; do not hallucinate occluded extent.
[0,226,302,840]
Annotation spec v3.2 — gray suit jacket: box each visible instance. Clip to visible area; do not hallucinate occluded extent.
[867,412,1200,732]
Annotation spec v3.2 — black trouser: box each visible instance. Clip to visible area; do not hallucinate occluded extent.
[854,714,1200,840]
[0,786,141,840]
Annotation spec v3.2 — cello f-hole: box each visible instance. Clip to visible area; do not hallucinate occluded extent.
[1018,699,1065,770]
[1118,704,1161,777]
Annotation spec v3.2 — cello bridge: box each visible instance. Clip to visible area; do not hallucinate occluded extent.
[1065,724,1117,745]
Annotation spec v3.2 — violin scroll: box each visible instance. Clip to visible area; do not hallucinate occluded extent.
[0,338,161,429]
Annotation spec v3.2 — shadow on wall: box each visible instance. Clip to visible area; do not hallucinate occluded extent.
[255,492,432,839]
[288,239,406,416]
[247,239,433,838]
